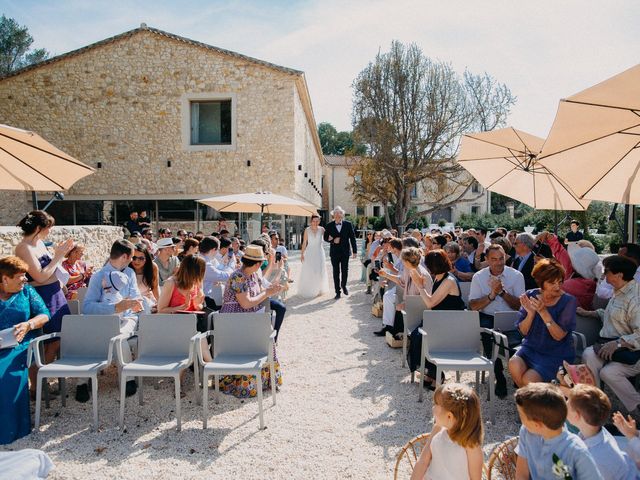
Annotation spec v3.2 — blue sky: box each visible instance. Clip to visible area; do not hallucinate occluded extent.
[3,0,640,137]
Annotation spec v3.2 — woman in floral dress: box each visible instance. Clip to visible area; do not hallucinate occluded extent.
[220,245,283,398]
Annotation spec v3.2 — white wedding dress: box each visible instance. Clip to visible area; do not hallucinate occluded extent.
[297,226,329,298]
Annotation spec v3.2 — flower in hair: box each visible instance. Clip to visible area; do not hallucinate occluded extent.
[450,390,470,402]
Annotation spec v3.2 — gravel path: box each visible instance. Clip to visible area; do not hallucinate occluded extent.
[3,256,521,479]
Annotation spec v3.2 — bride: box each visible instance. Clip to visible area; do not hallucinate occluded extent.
[297,214,329,298]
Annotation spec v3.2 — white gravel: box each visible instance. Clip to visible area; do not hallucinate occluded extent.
[2,257,522,479]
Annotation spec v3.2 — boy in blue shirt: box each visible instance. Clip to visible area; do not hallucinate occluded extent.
[567,385,636,480]
[515,383,602,479]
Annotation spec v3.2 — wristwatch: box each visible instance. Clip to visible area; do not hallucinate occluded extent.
[617,340,622,349]
[545,321,552,328]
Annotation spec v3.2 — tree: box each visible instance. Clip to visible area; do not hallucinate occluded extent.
[0,15,49,76]
[349,41,516,228]
[317,121,366,156]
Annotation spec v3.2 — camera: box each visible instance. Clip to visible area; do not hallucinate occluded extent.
[275,251,282,263]
[374,259,381,270]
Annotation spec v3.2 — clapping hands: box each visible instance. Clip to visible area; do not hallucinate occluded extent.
[612,411,638,439]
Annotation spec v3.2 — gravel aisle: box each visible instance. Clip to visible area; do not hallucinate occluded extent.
[3,256,520,479]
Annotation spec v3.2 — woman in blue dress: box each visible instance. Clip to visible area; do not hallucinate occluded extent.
[508,258,577,386]
[0,256,50,444]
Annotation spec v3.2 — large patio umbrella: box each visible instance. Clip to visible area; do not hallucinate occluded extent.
[0,124,95,191]
[538,64,640,204]
[198,191,319,218]
[457,127,589,211]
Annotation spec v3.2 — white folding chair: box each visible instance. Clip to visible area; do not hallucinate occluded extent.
[67,299,80,315]
[118,314,198,431]
[400,295,426,371]
[485,311,521,366]
[75,287,88,314]
[418,310,495,422]
[195,312,276,430]
[458,282,471,307]
[212,284,225,307]
[28,314,122,429]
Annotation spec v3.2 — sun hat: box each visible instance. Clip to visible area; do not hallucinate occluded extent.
[156,237,174,249]
[381,229,392,239]
[107,271,128,291]
[242,245,266,262]
[568,243,602,279]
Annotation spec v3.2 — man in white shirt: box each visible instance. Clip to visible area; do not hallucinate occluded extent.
[469,244,525,398]
[200,236,234,309]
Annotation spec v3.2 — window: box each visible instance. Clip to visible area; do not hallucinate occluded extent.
[37,200,74,225]
[472,181,481,194]
[410,184,418,199]
[373,206,381,217]
[181,93,236,151]
[471,205,480,215]
[158,200,196,222]
[356,205,365,216]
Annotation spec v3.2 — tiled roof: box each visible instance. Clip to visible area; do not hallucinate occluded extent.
[324,155,362,167]
[0,24,303,81]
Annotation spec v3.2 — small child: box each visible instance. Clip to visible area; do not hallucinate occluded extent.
[612,411,640,471]
[411,384,484,480]
[566,385,636,480]
[515,383,603,480]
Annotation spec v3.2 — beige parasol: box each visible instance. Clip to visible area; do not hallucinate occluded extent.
[457,127,589,211]
[198,191,319,217]
[538,64,640,204]
[0,124,94,191]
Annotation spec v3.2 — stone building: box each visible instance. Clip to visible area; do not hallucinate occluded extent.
[322,155,489,226]
[0,25,324,242]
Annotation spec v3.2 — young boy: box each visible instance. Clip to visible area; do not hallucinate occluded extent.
[515,383,603,480]
[567,385,636,480]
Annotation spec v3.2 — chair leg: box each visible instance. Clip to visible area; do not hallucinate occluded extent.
[475,371,480,393]
[194,361,201,406]
[138,376,143,406]
[435,366,442,388]
[35,374,43,430]
[175,376,182,432]
[119,374,126,430]
[489,369,495,423]
[418,358,426,402]
[270,360,277,406]
[456,371,461,383]
[257,371,265,430]
[60,378,66,408]
[92,375,99,430]
[402,337,407,368]
[203,373,209,429]
[214,374,220,405]
[44,378,50,409]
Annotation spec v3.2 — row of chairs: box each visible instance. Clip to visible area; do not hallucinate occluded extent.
[28,311,276,432]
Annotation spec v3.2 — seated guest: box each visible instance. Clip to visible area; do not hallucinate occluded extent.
[154,237,180,286]
[613,411,640,470]
[219,245,282,398]
[130,244,159,310]
[515,383,601,480]
[178,238,199,261]
[469,244,525,398]
[137,210,151,230]
[567,385,636,480]
[561,245,600,310]
[200,236,234,310]
[374,238,403,336]
[251,239,287,341]
[508,259,577,386]
[462,235,478,269]
[62,244,92,300]
[407,249,465,387]
[176,229,187,242]
[82,239,142,401]
[492,236,513,267]
[619,243,640,283]
[513,232,537,290]
[124,211,141,236]
[445,241,474,282]
[230,237,242,258]
[0,256,49,444]
[194,231,205,242]
[580,255,640,416]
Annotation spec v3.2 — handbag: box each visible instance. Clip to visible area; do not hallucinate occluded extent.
[593,340,640,365]
[560,360,596,387]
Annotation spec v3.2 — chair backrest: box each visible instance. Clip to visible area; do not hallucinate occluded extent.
[403,295,426,332]
[213,312,273,357]
[422,310,480,353]
[396,286,404,304]
[458,281,471,306]
[75,287,88,310]
[493,311,520,331]
[212,284,225,306]
[137,314,196,358]
[486,436,518,480]
[394,433,431,480]
[67,299,80,315]
[60,314,120,359]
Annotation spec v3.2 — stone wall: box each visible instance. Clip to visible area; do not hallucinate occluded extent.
[0,226,124,267]
[0,29,323,225]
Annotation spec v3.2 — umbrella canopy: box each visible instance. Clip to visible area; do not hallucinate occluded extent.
[198,191,318,217]
[0,124,95,191]
[457,127,589,211]
[538,64,640,204]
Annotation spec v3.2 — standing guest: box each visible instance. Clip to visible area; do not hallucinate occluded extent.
[0,256,50,445]
[124,212,141,235]
[200,236,234,310]
[219,245,282,398]
[137,210,151,230]
[565,220,584,246]
[468,244,525,398]
[230,237,242,257]
[323,206,358,299]
[179,238,199,261]
[154,237,180,286]
[62,244,92,300]
[15,210,73,367]
[512,233,537,290]
[130,244,160,310]
[217,218,229,233]
[514,383,602,480]
[82,239,143,401]
[270,232,291,282]
[508,259,577,386]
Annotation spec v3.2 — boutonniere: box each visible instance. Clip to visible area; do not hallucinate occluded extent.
[552,454,572,479]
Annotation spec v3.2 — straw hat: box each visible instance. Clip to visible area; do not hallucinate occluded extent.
[243,245,266,262]
[156,238,174,249]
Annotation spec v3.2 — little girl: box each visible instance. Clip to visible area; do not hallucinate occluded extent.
[411,383,484,480]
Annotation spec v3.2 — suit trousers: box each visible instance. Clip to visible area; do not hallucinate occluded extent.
[331,254,349,293]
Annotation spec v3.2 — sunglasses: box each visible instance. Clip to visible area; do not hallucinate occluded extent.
[131,256,146,261]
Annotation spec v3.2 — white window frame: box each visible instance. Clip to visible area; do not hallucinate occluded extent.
[181,92,237,152]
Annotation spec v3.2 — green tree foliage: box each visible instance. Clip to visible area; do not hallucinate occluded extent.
[317,122,367,156]
[0,15,49,76]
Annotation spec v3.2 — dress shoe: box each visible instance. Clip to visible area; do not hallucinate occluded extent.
[334,292,341,300]
[342,287,349,295]
[374,326,391,336]
[75,384,90,403]
[495,374,508,399]
[125,380,138,397]
[366,286,372,294]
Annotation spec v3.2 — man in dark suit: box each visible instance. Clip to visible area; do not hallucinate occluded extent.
[323,206,357,299]
[513,232,537,290]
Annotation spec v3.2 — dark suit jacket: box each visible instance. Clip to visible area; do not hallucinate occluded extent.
[513,253,536,290]
[323,220,357,259]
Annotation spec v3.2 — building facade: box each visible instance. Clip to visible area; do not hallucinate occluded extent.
[0,25,323,242]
